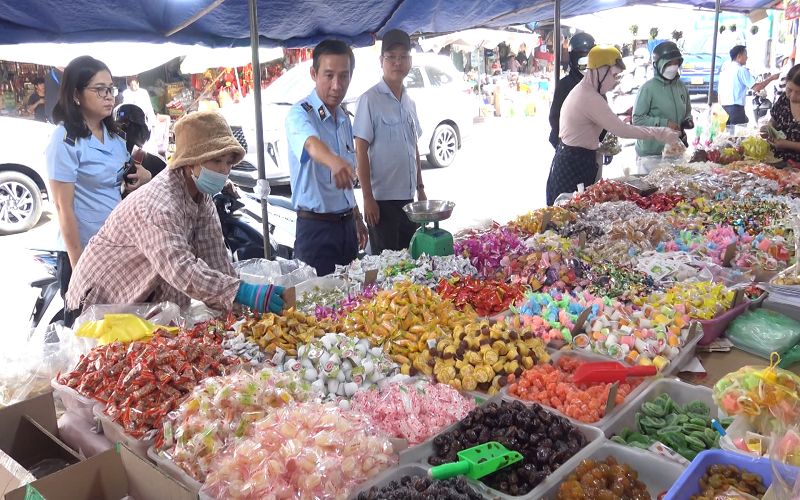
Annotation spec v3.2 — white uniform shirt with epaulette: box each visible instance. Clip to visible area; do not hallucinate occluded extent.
[285,89,356,214]
[45,123,130,251]
[353,78,422,201]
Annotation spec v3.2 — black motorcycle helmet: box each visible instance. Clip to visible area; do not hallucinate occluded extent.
[569,32,596,54]
[568,32,596,72]
[114,104,150,151]
[652,41,684,76]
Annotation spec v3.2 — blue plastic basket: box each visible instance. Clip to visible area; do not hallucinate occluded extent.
[662,450,773,500]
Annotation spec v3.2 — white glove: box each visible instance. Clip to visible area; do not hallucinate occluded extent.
[255,179,271,199]
[653,127,681,145]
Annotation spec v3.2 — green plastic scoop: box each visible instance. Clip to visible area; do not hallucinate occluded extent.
[428,441,523,480]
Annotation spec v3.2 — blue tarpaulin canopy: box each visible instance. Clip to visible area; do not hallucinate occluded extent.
[0,0,780,48]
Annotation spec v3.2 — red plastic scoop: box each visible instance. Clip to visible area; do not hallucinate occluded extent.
[572,362,657,384]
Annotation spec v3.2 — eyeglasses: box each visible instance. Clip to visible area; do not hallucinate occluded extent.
[85,86,118,98]
[384,54,410,63]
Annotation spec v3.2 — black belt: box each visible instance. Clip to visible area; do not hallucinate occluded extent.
[297,209,354,223]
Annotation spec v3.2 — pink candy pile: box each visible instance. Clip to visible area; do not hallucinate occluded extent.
[351,380,475,445]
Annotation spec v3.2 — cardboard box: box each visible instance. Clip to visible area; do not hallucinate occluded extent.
[6,444,197,500]
[0,392,83,497]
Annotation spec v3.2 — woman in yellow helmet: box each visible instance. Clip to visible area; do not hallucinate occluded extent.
[546,46,680,206]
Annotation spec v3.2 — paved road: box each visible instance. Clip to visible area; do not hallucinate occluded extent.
[0,105,664,332]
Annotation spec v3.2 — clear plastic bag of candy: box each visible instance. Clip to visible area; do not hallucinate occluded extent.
[727,309,800,360]
[770,425,800,500]
[713,355,800,433]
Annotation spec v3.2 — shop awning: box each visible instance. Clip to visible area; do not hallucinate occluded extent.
[0,42,188,75]
[1,0,779,49]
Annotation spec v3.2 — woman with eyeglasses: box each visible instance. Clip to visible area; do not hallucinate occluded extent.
[45,56,151,309]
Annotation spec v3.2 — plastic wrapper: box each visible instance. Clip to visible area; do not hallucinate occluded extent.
[234,258,317,287]
[636,250,715,283]
[237,309,327,357]
[454,227,525,277]
[713,357,800,433]
[634,282,735,320]
[392,318,548,394]
[350,378,475,445]
[333,250,477,289]
[199,402,396,500]
[727,309,800,358]
[663,139,687,157]
[72,302,183,333]
[436,274,527,316]
[75,314,179,345]
[711,489,763,500]
[599,133,623,155]
[770,426,800,500]
[742,136,771,160]
[516,289,604,344]
[576,299,693,370]
[156,368,321,482]
[58,317,239,439]
[293,332,405,403]
[0,324,93,409]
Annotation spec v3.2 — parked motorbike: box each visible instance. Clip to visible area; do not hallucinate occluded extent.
[29,249,63,334]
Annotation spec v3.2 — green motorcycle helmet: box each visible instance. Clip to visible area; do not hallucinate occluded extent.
[652,41,684,76]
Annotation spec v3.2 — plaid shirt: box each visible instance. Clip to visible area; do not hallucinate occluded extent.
[66,168,240,312]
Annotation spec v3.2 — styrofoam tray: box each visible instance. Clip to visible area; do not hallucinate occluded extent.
[402,401,605,500]
[93,403,154,461]
[534,441,687,500]
[50,377,101,423]
[502,350,654,433]
[602,378,722,461]
[148,445,203,494]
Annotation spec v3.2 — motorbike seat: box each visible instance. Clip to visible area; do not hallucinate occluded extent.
[268,196,295,212]
[30,276,57,288]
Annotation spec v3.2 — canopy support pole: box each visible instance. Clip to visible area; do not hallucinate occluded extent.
[708,0,722,107]
[554,0,562,86]
[249,0,272,260]
[165,0,227,37]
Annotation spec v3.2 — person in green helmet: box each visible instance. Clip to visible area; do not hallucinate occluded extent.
[633,41,694,157]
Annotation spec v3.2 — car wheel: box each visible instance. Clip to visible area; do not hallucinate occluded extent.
[0,171,42,235]
[426,123,457,168]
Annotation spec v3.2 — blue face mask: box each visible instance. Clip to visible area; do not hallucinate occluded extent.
[192,166,229,195]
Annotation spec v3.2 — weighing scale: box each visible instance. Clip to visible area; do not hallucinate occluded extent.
[403,200,456,259]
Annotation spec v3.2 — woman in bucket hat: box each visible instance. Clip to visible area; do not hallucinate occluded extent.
[64,111,284,322]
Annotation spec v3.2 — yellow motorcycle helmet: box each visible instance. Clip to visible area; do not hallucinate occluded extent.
[587,46,626,71]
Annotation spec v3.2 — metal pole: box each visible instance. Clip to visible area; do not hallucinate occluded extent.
[554,0,562,87]
[708,0,722,107]
[249,0,272,260]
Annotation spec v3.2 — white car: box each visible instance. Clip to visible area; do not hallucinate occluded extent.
[220,50,474,188]
[0,117,54,235]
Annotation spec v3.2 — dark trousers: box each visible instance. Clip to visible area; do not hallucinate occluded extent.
[546,143,598,206]
[56,252,80,327]
[723,104,749,126]
[294,216,358,277]
[368,199,419,255]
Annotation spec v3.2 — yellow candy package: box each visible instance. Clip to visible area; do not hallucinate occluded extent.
[713,354,800,433]
[75,314,178,345]
[742,136,770,161]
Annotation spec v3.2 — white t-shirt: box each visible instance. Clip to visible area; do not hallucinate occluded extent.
[122,87,157,127]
